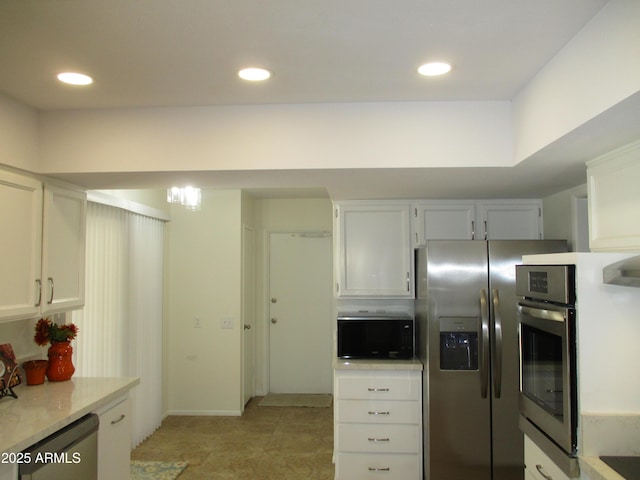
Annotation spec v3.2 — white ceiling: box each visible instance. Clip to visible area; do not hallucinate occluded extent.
[2,0,637,200]
[0,0,608,109]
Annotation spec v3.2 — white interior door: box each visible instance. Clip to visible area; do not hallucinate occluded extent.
[269,232,332,394]
[242,225,256,407]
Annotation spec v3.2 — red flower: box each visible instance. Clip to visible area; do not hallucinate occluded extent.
[34,318,52,346]
[34,317,79,345]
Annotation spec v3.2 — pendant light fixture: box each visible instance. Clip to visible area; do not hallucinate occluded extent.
[167,186,201,211]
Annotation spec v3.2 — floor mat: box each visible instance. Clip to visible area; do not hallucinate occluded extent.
[131,461,188,480]
[258,394,332,407]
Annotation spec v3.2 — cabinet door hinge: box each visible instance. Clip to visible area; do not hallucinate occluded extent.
[336,282,340,293]
[335,208,339,218]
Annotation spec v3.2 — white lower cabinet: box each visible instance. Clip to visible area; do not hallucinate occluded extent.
[334,369,422,480]
[335,453,421,479]
[525,470,538,480]
[95,396,132,480]
[524,435,571,480]
[337,424,421,453]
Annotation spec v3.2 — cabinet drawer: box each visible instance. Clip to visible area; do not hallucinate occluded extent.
[335,452,420,479]
[336,373,421,400]
[336,424,420,453]
[524,436,571,480]
[336,399,421,424]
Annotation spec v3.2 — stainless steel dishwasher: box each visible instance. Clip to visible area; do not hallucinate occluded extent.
[19,414,99,480]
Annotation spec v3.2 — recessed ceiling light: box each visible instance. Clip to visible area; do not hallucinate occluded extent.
[238,67,271,81]
[417,62,452,77]
[57,72,93,86]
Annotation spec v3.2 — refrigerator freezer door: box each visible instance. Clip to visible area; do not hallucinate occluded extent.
[419,241,492,480]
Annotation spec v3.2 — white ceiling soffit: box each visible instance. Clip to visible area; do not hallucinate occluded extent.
[45,89,640,200]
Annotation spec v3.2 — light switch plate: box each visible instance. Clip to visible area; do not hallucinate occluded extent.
[221,317,234,329]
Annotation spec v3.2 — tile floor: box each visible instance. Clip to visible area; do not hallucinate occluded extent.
[131,397,334,480]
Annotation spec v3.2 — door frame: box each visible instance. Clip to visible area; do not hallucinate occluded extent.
[260,228,333,395]
[241,224,256,410]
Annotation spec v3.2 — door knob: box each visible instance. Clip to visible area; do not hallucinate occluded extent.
[244,324,251,330]
[271,318,277,324]
[271,298,277,303]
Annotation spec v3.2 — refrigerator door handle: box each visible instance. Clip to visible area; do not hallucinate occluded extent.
[491,288,503,398]
[480,289,490,399]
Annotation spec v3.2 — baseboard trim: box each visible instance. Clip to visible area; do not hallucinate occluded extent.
[166,409,242,416]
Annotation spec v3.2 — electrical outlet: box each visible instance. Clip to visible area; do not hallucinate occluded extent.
[193,317,202,328]
[221,317,234,329]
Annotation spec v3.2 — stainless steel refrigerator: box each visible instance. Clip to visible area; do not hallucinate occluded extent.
[415,240,567,480]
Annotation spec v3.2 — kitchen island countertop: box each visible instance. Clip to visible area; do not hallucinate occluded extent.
[334,357,423,371]
[0,376,139,455]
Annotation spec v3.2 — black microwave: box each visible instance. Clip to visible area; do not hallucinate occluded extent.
[337,312,414,359]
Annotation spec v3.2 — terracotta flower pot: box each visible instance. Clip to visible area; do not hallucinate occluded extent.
[23,360,48,385]
[46,341,75,382]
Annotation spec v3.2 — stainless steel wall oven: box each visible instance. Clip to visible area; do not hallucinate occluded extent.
[516,264,578,458]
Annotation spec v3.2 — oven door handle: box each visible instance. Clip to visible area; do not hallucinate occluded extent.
[517,303,566,323]
[491,289,503,399]
[480,289,490,399]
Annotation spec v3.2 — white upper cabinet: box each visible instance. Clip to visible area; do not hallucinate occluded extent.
[412,202,476,244]
[0,170,86,321]
[335,199,543,298]
[477,201,542,240]
[0,170,43,320]
[587,140,640,251]
[335,202,414,298]
[412,200,542,245]
[41,183,87,314]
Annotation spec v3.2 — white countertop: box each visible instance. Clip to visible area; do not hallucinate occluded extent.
[577,413,640,480]
[334,357,423,371]
[0,376,139,454]
[579,457,626,480]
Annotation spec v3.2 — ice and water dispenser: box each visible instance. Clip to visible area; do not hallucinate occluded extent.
[439,317,479,370]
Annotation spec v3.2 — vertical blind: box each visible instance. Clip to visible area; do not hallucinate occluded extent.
[72,201,164,447]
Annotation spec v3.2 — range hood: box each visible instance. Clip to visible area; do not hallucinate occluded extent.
[603,255,640,287]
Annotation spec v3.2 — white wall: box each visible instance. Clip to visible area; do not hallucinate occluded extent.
[0,317,48,366]
[513,0,640,163]
[0,94,39,172]
[167,189,244,415]
[543,184,589,252]
[37,101,513,174]
[253,198,333,395]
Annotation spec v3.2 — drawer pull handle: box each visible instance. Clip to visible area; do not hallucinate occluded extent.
[368,467,391,472]
[535,464,553,480]
[368,411,390,415]
[368,388,390,392]
[111,414,126,425]
[368,437,390,442]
